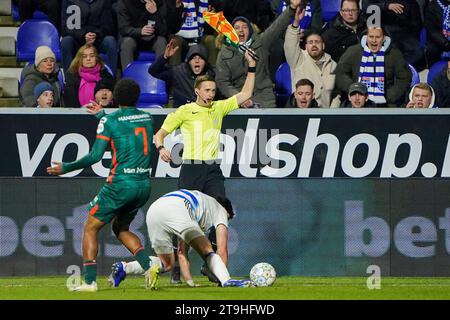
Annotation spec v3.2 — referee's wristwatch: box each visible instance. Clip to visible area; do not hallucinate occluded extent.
[157,145,165,151]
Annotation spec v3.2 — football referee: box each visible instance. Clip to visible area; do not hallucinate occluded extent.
[154,49,256,196]
[154,50,256,283]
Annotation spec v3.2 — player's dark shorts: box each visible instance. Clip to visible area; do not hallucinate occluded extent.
[87,179,151,225]
[178,161,225,199]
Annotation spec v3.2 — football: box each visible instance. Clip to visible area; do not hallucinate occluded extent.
[249,262,276,287]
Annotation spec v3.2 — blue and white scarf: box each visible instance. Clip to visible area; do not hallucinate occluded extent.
[437,0,450,59]
[176,0,209,39]
[358,36,387,104]
[279,0,313,30]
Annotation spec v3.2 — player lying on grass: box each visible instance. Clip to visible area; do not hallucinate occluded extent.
[108,189,253,289]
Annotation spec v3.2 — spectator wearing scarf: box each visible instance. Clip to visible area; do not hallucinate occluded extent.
[362,1,424,70]
[335,27,411,107]
[424,0,450,66]
[63,44,114,108]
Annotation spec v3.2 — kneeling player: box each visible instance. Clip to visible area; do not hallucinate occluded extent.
[108,189,252,289]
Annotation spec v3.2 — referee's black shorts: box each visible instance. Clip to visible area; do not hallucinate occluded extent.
[178,161,226,199]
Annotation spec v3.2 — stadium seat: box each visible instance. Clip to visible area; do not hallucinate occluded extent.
[12,4,20,22]
[321,0,340,23]
[99,53,109,65]
[103,64,113,76]
[274,62,292,107]
[32,10,48,20]
[138,104,163,109]
[137,51,156,62]
[122,61,168,107]
[408,64,420,87]
[427,60,447,84]
[16,19,61,62]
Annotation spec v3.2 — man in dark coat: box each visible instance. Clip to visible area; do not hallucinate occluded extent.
[149,40,216,108]
[362,0,425,70]
[321,0,367,63]
[335,27,411,107]
[117,0,183,70]
[215,0,302,108]
[424,0,450,67]
[431,61,450,108]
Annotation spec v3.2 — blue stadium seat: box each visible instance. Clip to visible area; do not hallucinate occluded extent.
[274,62,292,107]
[321,0,340,23]
[138,104,163,109]
[137,51,156,62]
[122,61,168,107]
[16,19,61,62]
[11,4,48,21]
[12,4,20,22]
[408,64,420,87]
[103,64,113,76]
[427,61,447,84]
[32,10,48,20]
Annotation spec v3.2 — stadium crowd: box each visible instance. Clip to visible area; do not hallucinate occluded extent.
[13,0,450,109]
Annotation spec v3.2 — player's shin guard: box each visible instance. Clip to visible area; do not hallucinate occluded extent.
[205,252,230,286]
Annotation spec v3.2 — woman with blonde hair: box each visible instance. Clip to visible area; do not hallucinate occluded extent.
[63,44,114,108]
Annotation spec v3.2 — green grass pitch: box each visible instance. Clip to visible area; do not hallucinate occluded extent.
[1,276,450,300]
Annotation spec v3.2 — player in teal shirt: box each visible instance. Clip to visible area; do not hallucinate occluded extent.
[47,79,154,292]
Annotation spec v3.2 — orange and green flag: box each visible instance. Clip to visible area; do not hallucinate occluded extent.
[203,11,259,61]
[203,11,239,48]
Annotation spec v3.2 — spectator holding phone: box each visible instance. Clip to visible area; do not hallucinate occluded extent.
[117,0,183,69]
[405,83,437,108]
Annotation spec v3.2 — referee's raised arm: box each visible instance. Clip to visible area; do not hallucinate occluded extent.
[235,50,257,107]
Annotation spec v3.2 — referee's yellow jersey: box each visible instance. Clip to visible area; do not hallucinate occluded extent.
[161,96,239,161]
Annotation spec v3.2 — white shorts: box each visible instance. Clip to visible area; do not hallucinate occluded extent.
[146,196,204,254]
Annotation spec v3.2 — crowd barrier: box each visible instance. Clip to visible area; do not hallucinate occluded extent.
[1,108,449,276]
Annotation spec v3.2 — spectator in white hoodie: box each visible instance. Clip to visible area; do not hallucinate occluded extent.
[405,83,437,108]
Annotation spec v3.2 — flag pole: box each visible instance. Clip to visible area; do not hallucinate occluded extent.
[238,43,260,61]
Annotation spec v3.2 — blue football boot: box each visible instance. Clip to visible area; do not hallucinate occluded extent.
[222,279,255,288]
[108,261,126,287]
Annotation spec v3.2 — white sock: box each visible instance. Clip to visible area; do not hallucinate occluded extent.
[124,260,144,274]
[149,256,164,272]
[206,253,230,286]
[124,256,163,275]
